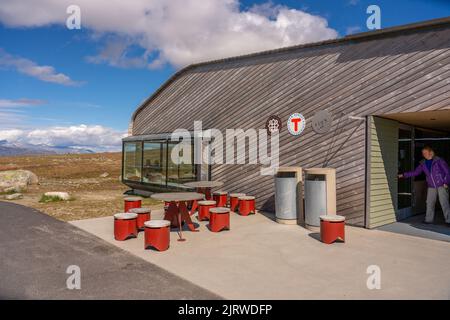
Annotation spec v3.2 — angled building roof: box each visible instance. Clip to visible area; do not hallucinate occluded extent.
[131,16,450,123]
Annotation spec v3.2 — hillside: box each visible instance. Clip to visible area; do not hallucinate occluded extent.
[0,140,95,156]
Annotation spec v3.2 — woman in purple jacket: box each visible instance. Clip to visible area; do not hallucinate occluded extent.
[399,146,450,225]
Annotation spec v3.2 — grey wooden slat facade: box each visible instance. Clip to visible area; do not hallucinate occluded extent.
[130,18,450,226]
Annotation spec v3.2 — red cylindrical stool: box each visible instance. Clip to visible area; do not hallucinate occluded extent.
[213,191,228,207]
[144,220,171,251]
[238,196,256,216]
[124,196,142,212]
[129,207,151,231]
[229,193,245,212]
[197,200,216,221]
[114,213,138,241]
[209,207,230,232]
[320,215,345,244]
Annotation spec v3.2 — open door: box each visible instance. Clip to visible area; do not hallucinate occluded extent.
[366,116,398,228]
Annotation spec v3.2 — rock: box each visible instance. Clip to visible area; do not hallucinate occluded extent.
[5,193,23,200]
[4,185,26,193]
[99,172,109,178]
[0,170,38,192]
[44,192,71,201]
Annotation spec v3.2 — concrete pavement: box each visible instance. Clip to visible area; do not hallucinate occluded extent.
[72,209,450,299]
[0,201,220,299]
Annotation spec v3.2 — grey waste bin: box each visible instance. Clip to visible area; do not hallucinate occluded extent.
[304,174,327,227]
[274,167,303,225]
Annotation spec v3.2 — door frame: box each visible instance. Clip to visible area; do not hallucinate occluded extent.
[397,123,416,220]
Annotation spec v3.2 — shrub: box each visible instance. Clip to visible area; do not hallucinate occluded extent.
[39,194,74,203]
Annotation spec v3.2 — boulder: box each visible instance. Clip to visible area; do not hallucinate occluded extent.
[44,192,71,201]
[4,185,26,193]
[4,193,23,200]
[0,170,38,192]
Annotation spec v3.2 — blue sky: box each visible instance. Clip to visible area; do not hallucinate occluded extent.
[0,0,449,150]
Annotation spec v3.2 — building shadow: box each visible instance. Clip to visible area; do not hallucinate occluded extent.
[377,213,450,242]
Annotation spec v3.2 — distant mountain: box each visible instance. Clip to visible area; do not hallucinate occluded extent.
[0,140,95,156]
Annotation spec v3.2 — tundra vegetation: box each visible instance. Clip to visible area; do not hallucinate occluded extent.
[0,153,161,221]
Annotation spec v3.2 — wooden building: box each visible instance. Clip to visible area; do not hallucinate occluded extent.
[123,17,450,228]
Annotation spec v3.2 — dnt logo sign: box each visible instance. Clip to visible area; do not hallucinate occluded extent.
[287,113,306,136]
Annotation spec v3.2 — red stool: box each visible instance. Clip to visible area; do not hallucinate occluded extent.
[229,193,245,212]
[124,196,142,212]
[144,220,170,251]
[213,191,228,207]
[129,207,151,231]
[197,200,216,221]
[238,196,256,216]
[209,207,230,232]
[114,213,138,241]
[320,215,345,244]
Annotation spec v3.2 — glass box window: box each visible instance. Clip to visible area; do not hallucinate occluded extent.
[143,141,166,185]
[123,142,142,181]
[123,138,197,189]
[167,141,196,187]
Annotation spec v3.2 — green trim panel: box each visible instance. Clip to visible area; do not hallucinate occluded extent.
[368,116,399,228]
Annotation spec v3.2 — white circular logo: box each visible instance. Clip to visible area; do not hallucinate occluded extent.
[287,113,306,136]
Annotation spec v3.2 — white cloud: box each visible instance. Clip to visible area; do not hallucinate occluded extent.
[0,98,46,108]
[0,125,127,152]
[0,48,82,85]
[0,0,338,68]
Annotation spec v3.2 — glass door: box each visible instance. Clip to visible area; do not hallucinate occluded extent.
[397,126,414,220]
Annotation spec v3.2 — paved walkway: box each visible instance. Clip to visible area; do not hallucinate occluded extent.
[378,213,450,243]
[0,201,220,299]
[72,209,450,299]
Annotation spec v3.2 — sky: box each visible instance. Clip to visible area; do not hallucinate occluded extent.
[0,0,449,151]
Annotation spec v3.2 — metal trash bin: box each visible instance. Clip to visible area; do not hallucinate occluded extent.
[304,168,336,227]
[275,167,303,225]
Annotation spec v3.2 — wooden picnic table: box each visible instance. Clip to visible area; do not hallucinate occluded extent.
[183,181,224,213]
[151,192,204,242]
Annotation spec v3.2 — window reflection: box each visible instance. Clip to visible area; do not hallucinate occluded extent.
[123,142,142,181]
[143,141,166,185]
[124,139,196,189]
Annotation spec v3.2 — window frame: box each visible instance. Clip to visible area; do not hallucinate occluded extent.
[122,138,198,190]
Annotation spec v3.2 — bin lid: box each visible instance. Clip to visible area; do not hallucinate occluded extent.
[124,196,143,201]
[239,196,255,200]
[144,220,170,228]
[210,207,230,214]
[213,191,228,195]
[129,207,151,214]
[198,200,216,206]
[230,193,245,197]
[114,213,138,220]
[320,215,345,222]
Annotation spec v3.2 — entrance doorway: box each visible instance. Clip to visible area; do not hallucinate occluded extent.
[396,126,450,220]
[397,126,414,220]
[367,110,450,232]
[384,110,450,240]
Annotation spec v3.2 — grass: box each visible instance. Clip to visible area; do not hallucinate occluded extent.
[0,153,164,221]
[0,189,18,196]
[39,194,75,203]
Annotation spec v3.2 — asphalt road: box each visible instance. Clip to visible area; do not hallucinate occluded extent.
[0,201,220,299]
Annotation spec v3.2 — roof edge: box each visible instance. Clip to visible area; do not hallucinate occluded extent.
[131,16,450,124]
